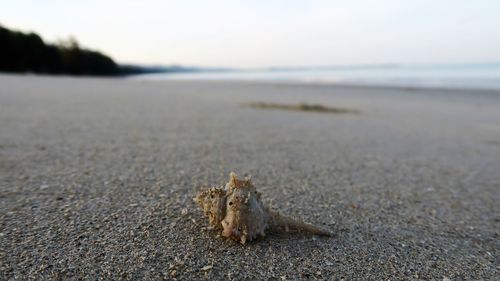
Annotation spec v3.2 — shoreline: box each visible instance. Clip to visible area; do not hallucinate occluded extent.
[134,77,500,93]
[3,72,500,94]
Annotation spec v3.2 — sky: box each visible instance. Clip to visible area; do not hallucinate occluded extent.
[1,0,500,68]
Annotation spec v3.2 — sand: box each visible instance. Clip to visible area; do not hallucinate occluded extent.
[0,74,499,280]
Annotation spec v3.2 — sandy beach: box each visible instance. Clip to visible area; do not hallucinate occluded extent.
[1,74,499,280]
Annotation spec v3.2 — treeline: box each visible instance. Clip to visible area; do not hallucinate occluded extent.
[0,25,119,76]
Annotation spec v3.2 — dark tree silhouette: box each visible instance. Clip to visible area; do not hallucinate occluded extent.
[0,25,119,76]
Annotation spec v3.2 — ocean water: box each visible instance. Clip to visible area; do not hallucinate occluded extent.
[132,64,500,90]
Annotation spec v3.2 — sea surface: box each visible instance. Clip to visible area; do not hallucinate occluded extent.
[132,64,500,90]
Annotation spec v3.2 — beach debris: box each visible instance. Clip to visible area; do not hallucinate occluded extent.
[201,265,213,271]
[246,102,358,114]
[195,172,332,244]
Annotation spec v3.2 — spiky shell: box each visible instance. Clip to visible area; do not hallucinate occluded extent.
[194,172,332,244]
[221,173,269,243]
[194,186,226,228]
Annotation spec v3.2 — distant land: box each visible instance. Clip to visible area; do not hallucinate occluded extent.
[119,64,235,76]
[0,24,223,77]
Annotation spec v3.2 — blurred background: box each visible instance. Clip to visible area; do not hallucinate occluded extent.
[1,0,499,88]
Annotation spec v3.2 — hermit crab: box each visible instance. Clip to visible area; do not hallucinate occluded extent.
[195,172,332,244]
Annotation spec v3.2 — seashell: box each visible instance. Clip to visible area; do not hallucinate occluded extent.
[194,186,226,227]
[195,172,332,244]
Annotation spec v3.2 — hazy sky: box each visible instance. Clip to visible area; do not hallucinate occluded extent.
[1,0,499,68]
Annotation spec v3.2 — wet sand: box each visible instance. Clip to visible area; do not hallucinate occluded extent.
[0,74,499,280]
